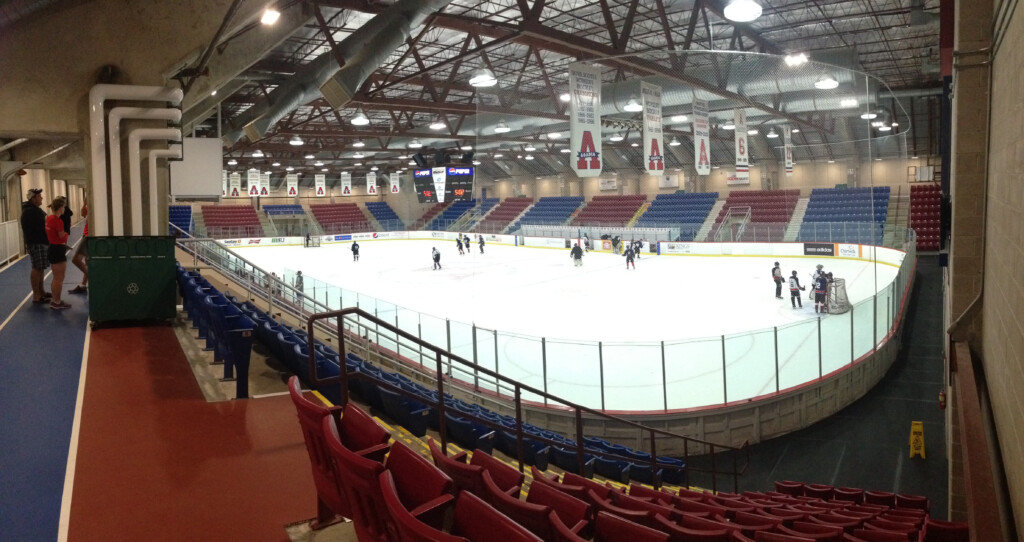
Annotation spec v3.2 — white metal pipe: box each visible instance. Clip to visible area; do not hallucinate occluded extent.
[0,138,29,153]
[107,107,182,235]
[146,145,182,235]
[127,128,181,236]
[88,84,182,236]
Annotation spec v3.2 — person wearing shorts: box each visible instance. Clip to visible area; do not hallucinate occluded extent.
[45,197,71,310]
[69,198,88,294]
[20,188,51,303]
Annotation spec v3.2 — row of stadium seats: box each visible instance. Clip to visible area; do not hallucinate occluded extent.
[513,196,584,231]
[477,197,534,232]
[910,183,942,251]
[572,195,648,227]
[263,204,305,215]
[365,200,403,229]
[428,200,477,230]
[169,204,192,235]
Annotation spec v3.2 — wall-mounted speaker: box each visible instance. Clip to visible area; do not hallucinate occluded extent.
[460,151,474,164]
[413,153,428,168]
[434,151,450,165]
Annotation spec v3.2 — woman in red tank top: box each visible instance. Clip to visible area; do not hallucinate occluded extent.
[45,197,71,310]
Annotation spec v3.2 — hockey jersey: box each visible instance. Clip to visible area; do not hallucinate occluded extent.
[789,276,803,292]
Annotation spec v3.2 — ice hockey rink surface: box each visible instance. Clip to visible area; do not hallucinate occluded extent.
[233,239,902,410]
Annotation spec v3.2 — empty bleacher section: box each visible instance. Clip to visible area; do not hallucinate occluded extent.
[201,205,264,238]
[708,189,799,242]
[364,201,404,230]
[427,199,476,230]
[169,204,192,235]
[263,204,305,216]
[571,194,648,227]
[261,204,311,236]
[413,202,449,229]
[798,186,890,245]
[511,196,584,232]
[635,192,718,241]
[910,183,941,251]
[310,203,371,235]
[476,197,534,233]
[462,197,500,230]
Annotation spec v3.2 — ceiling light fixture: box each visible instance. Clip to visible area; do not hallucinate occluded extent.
[671,115,688,122]
[791,128,800,133]
[305,154,315,159]
[624,97,643,112]
[429,118,446,130]
[472,160,481,165]
[272,161,281,167]
[321,168,329,172]
[747,129,759,135]
[559,92,571,102]
[721,122,736,130]
[840,98,859,108]
[289,135,303,146]
[313,160,323,166]
[370,166,379,171]
[461,144,473,150]
[891,121,899,127]
[350,109,370,126]
[354,162,363,166]
[669,137,681,146]
[724,0,762,22]
[260,8,280,25]
[828,159,836,163]
[814,74,839,90]
[469,68,498,87]
[493,120,511,133]
[352,139,365,148]
[493,153,504,158]
[547,132,561,139]
[352,152,365,159]
[784,53,808,67]
[609,133,624,142]
[878,124,892,132]
[860,111,878,120]
[285,166,294,171]
[766,129,779,138]
[630,142,639,147]
[210,90,217,96]
[251,150,264,157]
[407,139,423,149]
[560,148,571,153]
[524,154,534,160]
[408,161,417,166]
[524,143,536,151]
[227,159,237,166]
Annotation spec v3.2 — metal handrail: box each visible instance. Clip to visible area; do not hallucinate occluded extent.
[306,306,750,492]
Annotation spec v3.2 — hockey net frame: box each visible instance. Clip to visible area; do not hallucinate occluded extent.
[827,278,853,314]
[304,235,321,248]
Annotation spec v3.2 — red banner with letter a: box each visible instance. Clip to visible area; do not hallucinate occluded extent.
[569,62,602,178]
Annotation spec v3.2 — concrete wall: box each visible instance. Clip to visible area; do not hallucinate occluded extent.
[980,1,1024,533]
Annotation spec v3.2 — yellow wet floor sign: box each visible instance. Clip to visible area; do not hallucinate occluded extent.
[910,421,925,458]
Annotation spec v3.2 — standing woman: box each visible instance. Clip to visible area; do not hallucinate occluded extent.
[46,197,71,310]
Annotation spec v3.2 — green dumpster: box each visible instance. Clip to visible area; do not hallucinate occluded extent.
[87,236,177,324]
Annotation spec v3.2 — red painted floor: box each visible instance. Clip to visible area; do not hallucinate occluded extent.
[68,326,315,541]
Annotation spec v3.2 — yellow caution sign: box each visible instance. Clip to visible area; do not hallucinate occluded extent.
[910,421,926,459]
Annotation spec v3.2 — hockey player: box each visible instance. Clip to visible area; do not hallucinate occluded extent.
[351,241,360,261]
[463,234,471,251]
[456,237,464,255]
[582,233,590,252]
[431,247,441,270]
[772,262,784,299]
[624,244,636,270]
[570,243,584,267]
[814,270,830,314]
[478,235,485,254]
[788,270,806,308]
[809,264,824,300]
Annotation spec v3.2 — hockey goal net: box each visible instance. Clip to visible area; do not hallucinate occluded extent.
[304,235,321,248]
[828,278,853,314]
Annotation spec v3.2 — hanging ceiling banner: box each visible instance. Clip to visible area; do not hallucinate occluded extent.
[641,81,664,174]
[260,172,271,196]
[314,174,326,197]
[390,172,400,194]
[221,170,227,197]
[734,109,749,184]
[366,172,377,195]
[338,172,350,197]
[569,62,602,178]
[784,126,794,177]
[693,98,711,176]
[229,172,241,197]
[286,174,298,196]
[247,168,260,197]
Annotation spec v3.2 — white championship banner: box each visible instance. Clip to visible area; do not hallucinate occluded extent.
[784,126,794,177]
[317,174,329,197]
[366,172,377,195]
[734,109,749,184]
[229,172,241,197]
[247,168,260,197]
[260,172,270,197]
[286,174,298,196]
[642,81,664,174]
[389,172,400,194]
[339,172,351,197]
[693,97,711,175]
[569,62,602,177]
[221,170,227,197]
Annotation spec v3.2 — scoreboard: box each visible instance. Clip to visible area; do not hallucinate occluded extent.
[413,166,474,203]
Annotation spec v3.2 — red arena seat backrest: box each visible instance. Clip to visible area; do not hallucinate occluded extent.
[287,376,350,526]
[450,489,543,542]
[378,470,467,542]
[593,511,669,542]
[384,441,455,530]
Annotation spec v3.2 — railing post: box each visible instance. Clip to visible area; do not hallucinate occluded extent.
[598,341,605,410]
[575,408,586,478]
[850,303,855,364]
[514,385,525,472]
[541,337,548,406]
[661,341,667,411]
[721,335,727,404]
[493,329,500,387]
[873,292,878,352]
[818,316,823,377]
[774,326,780,393]
[649,428,660,488]
[336,316,349,407]
[472,323,479,390]
[446,319,452,377]
[435,349,449,453]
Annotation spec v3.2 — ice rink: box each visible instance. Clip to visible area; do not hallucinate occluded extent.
[233,239,904,410]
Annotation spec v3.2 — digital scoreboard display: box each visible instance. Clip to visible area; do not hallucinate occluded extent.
[413,166,474,203]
